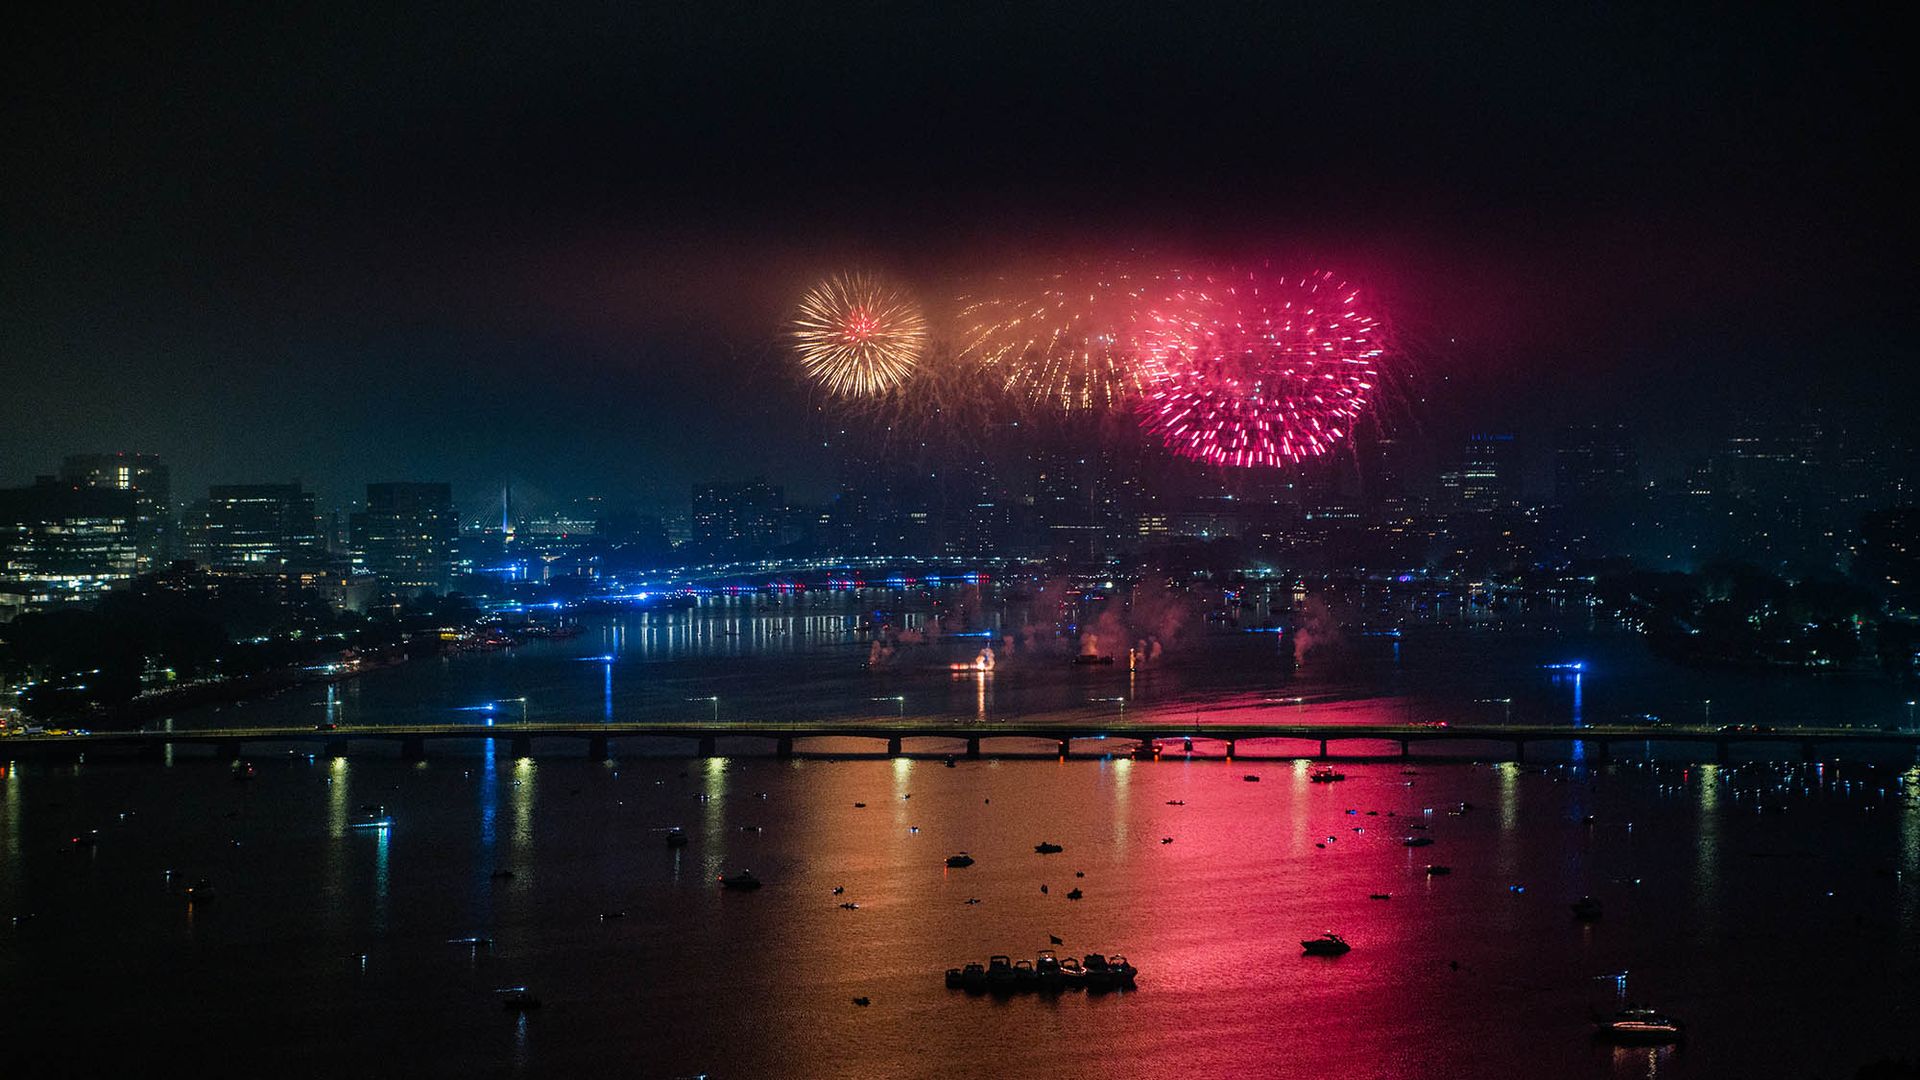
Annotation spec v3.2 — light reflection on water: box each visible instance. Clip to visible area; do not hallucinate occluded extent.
[0,755,1914,1077]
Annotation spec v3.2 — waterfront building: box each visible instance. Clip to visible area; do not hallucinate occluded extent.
[0,478,140,610]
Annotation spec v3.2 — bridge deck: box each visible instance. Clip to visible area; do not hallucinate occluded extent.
[5,721,1917,762]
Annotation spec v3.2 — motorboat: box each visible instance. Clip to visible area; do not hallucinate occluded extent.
[1071,655,1115,666]
[1403,836,1434,847]
[960,962,987,992]
[666,828,689,848]
[1308,768,1346,783]
[1572,896,1604,920]
[1034,842,1063,854]
[1012,959,1038,988]
[986,955,1017,993]
[1106,955,1138,987]
[1369,893,1392,900]
[718,870,762,890]
[1301,933,1352,956]
[1243,774,1261,783]
[181,879,216,901]
[945,967,966,989]
[498,987,541,1012]
[1035,951,1063,989]
[1065,888,1083,900]
[946,853,975,868]
[1082,954,1119,991]
[1057,956,1087,989]
[448,935,492,947]
[1426,865,1452,875]
[1595,1008,1684,1043]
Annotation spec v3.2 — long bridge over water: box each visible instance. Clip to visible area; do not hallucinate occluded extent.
[5,721,1918,765]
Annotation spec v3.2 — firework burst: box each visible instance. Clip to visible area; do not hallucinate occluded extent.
[1134,269,1382,468]
[790,273,929,398]
[957,269,1148,414]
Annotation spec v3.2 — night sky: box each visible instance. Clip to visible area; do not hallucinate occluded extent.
[5,5,1910,515]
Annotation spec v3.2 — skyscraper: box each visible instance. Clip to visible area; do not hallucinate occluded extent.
[0,478,140,610]
[203,483,321,570]
[691,478,783,560]
[351,482,458,594]
[59,452,171,568]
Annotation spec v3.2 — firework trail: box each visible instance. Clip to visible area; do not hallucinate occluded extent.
[957,267,1151,415]
[790,272,930,398]
[1133,269,1383,468]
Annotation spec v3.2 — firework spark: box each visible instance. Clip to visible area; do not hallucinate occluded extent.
[958,270,1148,414]
[790,273,929,398]
[1134,270,1382,468]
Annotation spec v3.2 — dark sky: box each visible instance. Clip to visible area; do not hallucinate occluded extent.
[4,4,1911,516]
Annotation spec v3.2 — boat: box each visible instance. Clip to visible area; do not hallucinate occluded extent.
[986,955,1017,993]
[1243,774,1261,783]
[1426,865,1452,876]
[1595,1008,1684,1043]
[666,828,689,848]
[498,987,541,1012]
[1107,955,1138,987]
[946,853,975,868]
[1368,893,1392,900]
[1065,887,1083,900]
[448,935,492,947]
[959,962,987,992]
[1012,959,1038,988]
[1082,953,1119,991]
[1071,655,1115,666]
[1402,836,1434,847]
[1301,932,1352,956]
[944,756,957,768]
[718,870,762,890]
[1034,842,1063,854]
[1035,950,1063,989]
[945,967,966,989]
[181,879,216,901]
[1057,956,1087,989]
[351,818,393,830]
[1308,768,1346,783]
[1572,896,1604,920]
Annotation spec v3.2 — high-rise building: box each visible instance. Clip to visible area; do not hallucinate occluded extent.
[691,478,783,560]
[59,452,172,568]
[350,482,458,594]
[203,483,321,570]
[1448,434,1521,511]
[1553,425,1639,506]
[0,478,140,610]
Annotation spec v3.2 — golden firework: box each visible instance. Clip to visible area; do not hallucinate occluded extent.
[790,273,929,398]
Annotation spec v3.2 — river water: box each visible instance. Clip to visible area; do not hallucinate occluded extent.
[4,595,1918,1077]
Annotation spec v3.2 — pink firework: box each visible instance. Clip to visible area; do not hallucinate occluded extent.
[1133,269,1382,468]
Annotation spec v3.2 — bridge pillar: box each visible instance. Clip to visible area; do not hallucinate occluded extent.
[1715,740,1729,764]
[886,736,903,757]
[1058,738,1071,758]
[510,734,533,760]
[775,736,794,760]
[1182,737,1193,754]
[1136,738,1157,759]
[1513,740,1525,763]
[1400,740,1411,759]
[1801,741,1818,763]
[1317,739,1329,759]
[401,736,427,762]
[324,739,350,759]
[1224,739,1236,759]
[589,733,611,762]
[216,740,242,762]
[1589,739,1609,762]
[965,737,981,759]
[698,735,718,757]
[134,740,167,763]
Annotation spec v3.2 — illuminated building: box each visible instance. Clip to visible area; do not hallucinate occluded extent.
[203,483,322,570]
[351,482,458,594]
[0,478,140,609]
[59,452,172,568]
[691,478,782,559]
